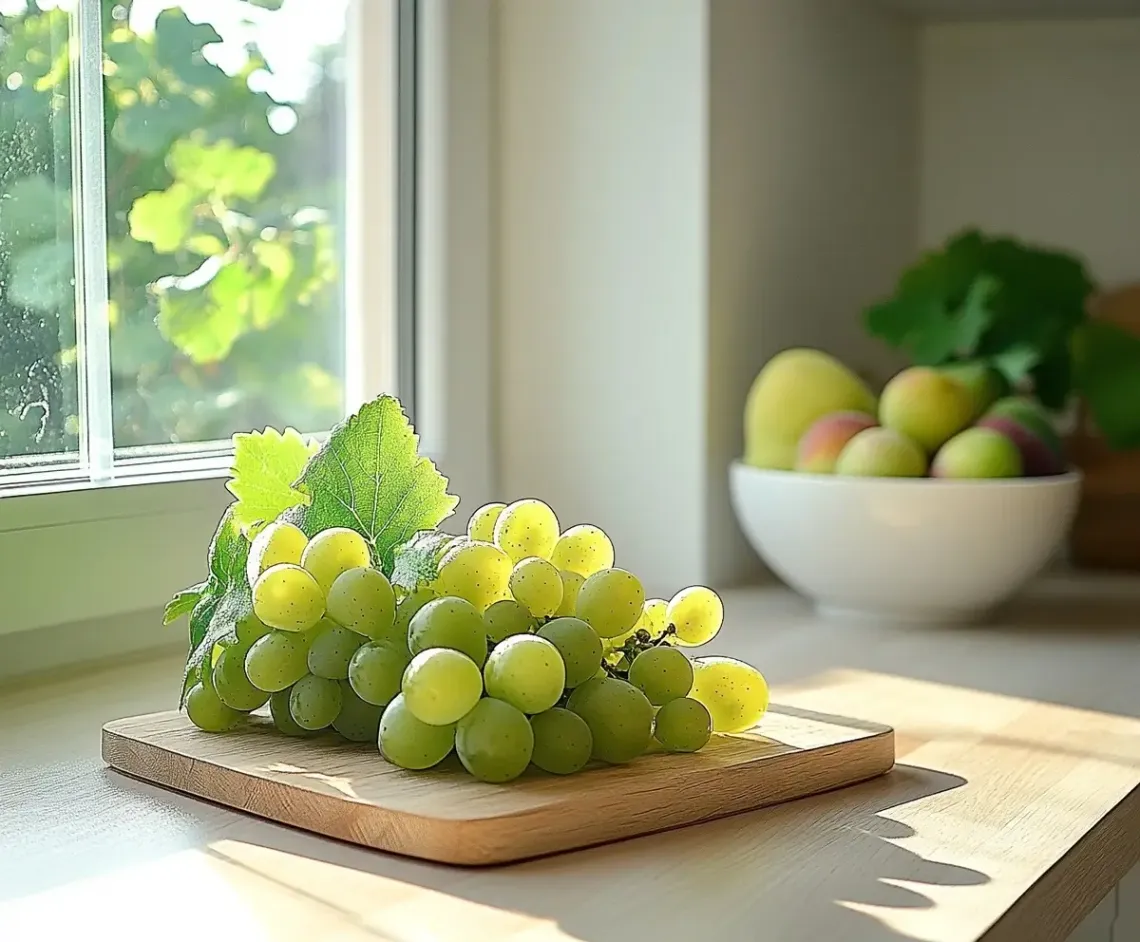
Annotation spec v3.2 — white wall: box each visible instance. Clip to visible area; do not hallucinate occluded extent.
[920,19,1140,287]
[706,0,919,584]
[496,0,708,595]
[495,0,918,590]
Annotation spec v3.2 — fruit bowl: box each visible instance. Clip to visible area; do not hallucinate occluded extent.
[729,461,1082,625]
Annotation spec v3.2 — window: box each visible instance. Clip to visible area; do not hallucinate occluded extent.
[0,0,402,491]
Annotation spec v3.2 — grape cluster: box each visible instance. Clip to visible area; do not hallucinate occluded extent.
[184,499,770,783]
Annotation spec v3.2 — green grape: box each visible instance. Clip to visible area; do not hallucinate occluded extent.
[402,648,484,726]
[628,646,693,705]
[408,596,488,666]
[550,524,614,577]
[244,630,312,692]
[666,586,724,646]
[690,656,769,733]
[379,693,455,770]
[575,568,644,639]
[537,617,602,688]
[434,541,512,612]
[483,635,565,714]
[555,569,584,616]
[508,556,563,618]
[493,499,560,562]
[483,599,536,643]
[301,527,372,593]
[654,697,712,752]
[348,640,410,706]
[270,687,313,737]
[235,611,272,646]
[530,708,593,775]
[566,677,653,763]
[213,644,271,712]
[246,520,309,586]
[394,586,436,636]
[186,682,242,732]
[606,598,664,651]
[307,620,366,679]
[199,641,226,695]
[467,502,506,543]
[455,697,534,783]
[636,598,668,634]
[331,680,385,742]
[252,563,325,633]
[289,674,343,730]
[327,567,396,639]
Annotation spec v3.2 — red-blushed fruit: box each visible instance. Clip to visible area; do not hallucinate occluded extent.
[977,414,1065,476]
[794,412,879,473]
[879,367,975,453]
[985,397,1063,454]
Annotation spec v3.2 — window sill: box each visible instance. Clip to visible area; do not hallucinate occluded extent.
[0,472,232,641]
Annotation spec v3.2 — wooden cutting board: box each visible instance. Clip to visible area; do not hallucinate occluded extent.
[102,706,894,866]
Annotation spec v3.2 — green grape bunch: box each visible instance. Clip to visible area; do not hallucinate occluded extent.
[181,496,770,785]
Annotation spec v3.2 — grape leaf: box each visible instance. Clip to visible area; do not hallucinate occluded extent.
[1072,321,1140,449]
[163,582,205,625]
[391,531,460,592]
[226,426,316,533]
[178,507,252,706]
[282,396,458,573]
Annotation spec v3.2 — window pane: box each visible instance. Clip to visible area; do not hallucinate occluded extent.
[0,1,80,466]
[103,0,351,451]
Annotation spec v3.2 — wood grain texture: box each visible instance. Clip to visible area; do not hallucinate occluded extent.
[101,706,895,865]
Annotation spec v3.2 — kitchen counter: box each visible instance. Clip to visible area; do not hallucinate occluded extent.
[3,575,1140,942]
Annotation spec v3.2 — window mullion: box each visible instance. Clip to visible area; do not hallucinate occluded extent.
[70,0,115,483]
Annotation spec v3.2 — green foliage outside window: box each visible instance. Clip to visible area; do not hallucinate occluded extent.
[0,0,346,459]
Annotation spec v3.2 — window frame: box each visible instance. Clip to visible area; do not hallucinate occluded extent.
[0,0,419,648]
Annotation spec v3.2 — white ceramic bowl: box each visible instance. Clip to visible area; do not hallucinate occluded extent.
[729,461,1082,625]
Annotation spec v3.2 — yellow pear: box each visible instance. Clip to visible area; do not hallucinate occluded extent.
[744,349,878,470]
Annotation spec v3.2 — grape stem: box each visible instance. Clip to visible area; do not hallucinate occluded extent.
[600,624,678,680]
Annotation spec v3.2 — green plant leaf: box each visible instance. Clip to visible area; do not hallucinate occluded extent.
[864,274,996,366]
[128,182,198,253]
[186,233,226,256]
[391,531,459,592]
[156,260,253,363]
[281,396,458,573]
[180,507,251,706]
[154,9,227,90]
[168,139,276,201]
[0,174,69,249]
[226,426,316,532]
[112,97,205,156]
[865,230,1097,418]
[991,343,1042,385]
[1072,321,1140,449]
[7,240,74,311]
[164,582,205,625]
[1030,346,1073,411]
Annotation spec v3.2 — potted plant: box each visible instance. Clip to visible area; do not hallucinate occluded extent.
[863,228,1140,451]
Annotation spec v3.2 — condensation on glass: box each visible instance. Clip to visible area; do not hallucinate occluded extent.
[0,0,367,483]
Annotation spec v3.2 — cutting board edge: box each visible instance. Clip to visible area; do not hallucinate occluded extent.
[101,712,895,867]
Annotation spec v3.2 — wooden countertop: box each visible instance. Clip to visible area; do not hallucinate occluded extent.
[3,574,1140,942]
